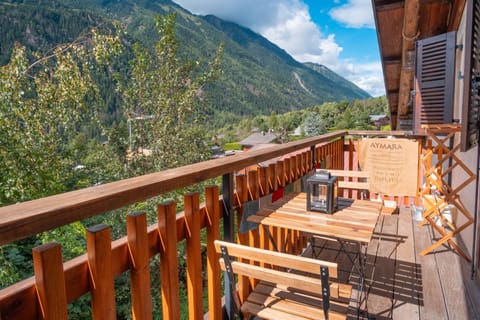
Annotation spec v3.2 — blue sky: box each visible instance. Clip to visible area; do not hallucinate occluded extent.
[173,0,384,97]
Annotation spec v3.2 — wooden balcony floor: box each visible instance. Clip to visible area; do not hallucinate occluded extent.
[302,207,480,320]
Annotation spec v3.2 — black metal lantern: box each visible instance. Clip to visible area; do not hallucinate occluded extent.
[306,171,338,214]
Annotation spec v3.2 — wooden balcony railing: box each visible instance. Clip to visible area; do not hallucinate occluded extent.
[0,130,420,319]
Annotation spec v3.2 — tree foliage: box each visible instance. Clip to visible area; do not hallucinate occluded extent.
[304,111,325,136]
[0,28,123,294]
[0,36,117,205]
[123,13,223,173]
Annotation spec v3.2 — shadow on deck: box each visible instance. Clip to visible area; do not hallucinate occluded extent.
[303,207,480,320]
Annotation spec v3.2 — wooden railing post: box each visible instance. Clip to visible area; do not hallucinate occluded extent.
[258,166,268,197]
[290,156,297,181]
[235,174,251,302]
[257,166,270,253]
[32,242,68,319]
[205,186,222,320]
[265,163,277,253]
[318,145,323,167]
[311,145,315,169]
[275,161,286,253]
[184,192,203,320]
[277,161,285,188]
[86,224,116,320]
[285,158,292,184]
[299,153,305,176]
[348,138,354,198]
[127,212,152,320]
[222,172,235,319]
[295,154,302,178]
[268,163,277,193]
[158,201,180,319]
[247,170,260,287]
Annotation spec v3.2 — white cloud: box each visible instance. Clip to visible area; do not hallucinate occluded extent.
[173,0,283,30]
[173,0,384,96]
[329,0,375,29]
[340,62,385,97]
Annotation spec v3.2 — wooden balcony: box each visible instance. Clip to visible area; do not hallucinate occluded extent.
[0,130,479,319]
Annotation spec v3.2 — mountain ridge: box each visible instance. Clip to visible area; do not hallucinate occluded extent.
[0,0,370,123]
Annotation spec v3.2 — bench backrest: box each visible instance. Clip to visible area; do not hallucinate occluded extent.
[215,240,343,319]
[214,240,341,297]
[323,169,369,191]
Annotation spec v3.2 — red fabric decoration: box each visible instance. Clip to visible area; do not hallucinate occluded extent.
[272,188,285,202]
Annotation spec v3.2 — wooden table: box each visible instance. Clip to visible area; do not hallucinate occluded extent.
[247,192,382,312]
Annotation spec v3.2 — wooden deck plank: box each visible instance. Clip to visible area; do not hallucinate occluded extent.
[413,222,448,319]
[304,233,359,318]
[392,207,421,319]
[302,202,480,320]
[297,186,480,320]
[431,225,478,320]
[459,256,480,320]
[347,215,384,319]
[365,214,398,318]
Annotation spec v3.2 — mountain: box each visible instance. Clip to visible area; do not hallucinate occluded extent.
[0,0,370,124]
[303,62,370,100]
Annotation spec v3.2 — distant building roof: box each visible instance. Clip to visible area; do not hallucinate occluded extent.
[239,132,278,147]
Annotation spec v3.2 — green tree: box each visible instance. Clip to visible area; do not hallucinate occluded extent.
[0,29,121,205]
[123,13,223,173]
[268,111,278,131]
[0,30,122,297]
[336,108,356,129]
[0,46,86,204]
[303,111,325,136]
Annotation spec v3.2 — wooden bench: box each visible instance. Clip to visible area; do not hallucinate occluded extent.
[214,240,352,320]
[323,169,369,195]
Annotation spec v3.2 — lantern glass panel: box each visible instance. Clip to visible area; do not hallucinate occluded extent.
[312,184,328,211]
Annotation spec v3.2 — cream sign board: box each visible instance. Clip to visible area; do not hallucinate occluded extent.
[359,138,419,197]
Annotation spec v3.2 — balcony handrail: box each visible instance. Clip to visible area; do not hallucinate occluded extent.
[0,131,347,246]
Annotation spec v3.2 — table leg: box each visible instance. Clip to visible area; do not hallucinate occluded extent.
[358,242,369,318]
[337,239,369,317]
[263,225,279,252]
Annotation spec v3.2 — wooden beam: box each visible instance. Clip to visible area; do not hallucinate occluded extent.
[448,0,467,31]
[383,57,402,65]
[397,0,420,125]
[374,0,405,11]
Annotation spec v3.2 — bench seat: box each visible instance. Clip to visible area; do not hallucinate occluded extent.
[242,282,350,320]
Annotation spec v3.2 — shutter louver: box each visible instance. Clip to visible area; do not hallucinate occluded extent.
[461,0,480,151]
[414,32,456,134]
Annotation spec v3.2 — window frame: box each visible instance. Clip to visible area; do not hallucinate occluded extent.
[461,0,480,151]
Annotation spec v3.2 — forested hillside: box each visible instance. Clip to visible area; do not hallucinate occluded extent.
[0,0,370,127]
